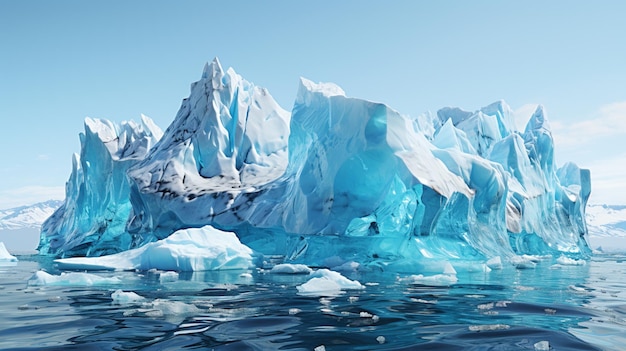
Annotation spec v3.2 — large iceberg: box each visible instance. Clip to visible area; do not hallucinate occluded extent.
[38,58,592,272]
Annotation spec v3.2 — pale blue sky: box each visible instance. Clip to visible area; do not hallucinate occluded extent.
[1,1,625,208]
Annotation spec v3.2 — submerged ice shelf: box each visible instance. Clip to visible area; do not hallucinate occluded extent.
[38,58,592,273]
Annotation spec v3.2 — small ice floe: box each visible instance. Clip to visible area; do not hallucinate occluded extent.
[314,345,326,351]
[534,340,550,351]
[288,308,301,315]
[239,272,253,278]
[111,290,146,304]
[296,269,364,297]
[159,271,179,283]
[477,302,494,311]
[511,256,537,269]
[495,300,511,308]
[401,273,458,286]
[486,256,503,270]
[124,299,203,324]
[468,324,511,332]
[28,271,121,286]
[568,285,587,293]
[376,336,386,344]
[556,255,586,266]
[270,263,312,274]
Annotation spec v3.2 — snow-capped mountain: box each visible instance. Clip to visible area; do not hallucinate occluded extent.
[0,200,63,230]
[586,204,626,252]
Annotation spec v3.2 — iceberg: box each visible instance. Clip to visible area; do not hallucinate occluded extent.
[39,58,592,273]
[0,242,17,262]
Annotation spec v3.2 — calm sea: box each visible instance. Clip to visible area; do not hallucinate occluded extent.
[0,254,624,350]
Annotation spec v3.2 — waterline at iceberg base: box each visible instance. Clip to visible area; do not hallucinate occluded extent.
[38,58,592,273]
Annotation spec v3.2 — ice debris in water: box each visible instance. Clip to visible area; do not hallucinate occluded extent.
[486,256,503,270]
[270,263,313,274]
[159,271,179,283]
[402,273,458,286]
[296,269,364,296]
[38,58,593,273]
[28,271,121,286]
[0,242,17,262]
[111,290,145,304]
[556,255,586,266]
[54,226,253,271]
[534,340,550,351]
[468,324,511,332]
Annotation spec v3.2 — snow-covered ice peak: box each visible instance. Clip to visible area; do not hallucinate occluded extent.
[298,77,346,98]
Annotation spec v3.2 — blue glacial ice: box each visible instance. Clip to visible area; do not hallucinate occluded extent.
[39,58,592,273]
[38,116,162,257]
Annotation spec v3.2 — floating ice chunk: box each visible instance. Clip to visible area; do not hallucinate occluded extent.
[568,285,587,293]
[376,336,386,344]
[28,271,121,286]
[0,242,17,262]
[270,263,313,274]
[159,271,179,283]
[296,269,364,296]
[556,255,586,266]
[478,302,494,311]
[55,225,254,271]
[146,299,201,316]
[402,273,458,286]
[135,299,202,323]
[314,346,326,351]
[111,290,145,304]
[534,340,550,351]
[511,256,537,269]
[486,256,503,270]
[468,324,511,332]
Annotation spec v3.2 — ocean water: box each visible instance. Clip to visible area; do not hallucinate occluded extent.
[1,254,625,351]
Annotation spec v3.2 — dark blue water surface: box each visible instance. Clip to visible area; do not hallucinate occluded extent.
[1,254,625,350]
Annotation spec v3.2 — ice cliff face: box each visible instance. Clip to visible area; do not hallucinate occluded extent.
[38,58,592,270]
[38,116,162,256]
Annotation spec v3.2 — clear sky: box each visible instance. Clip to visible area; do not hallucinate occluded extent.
[1,1,625,209]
